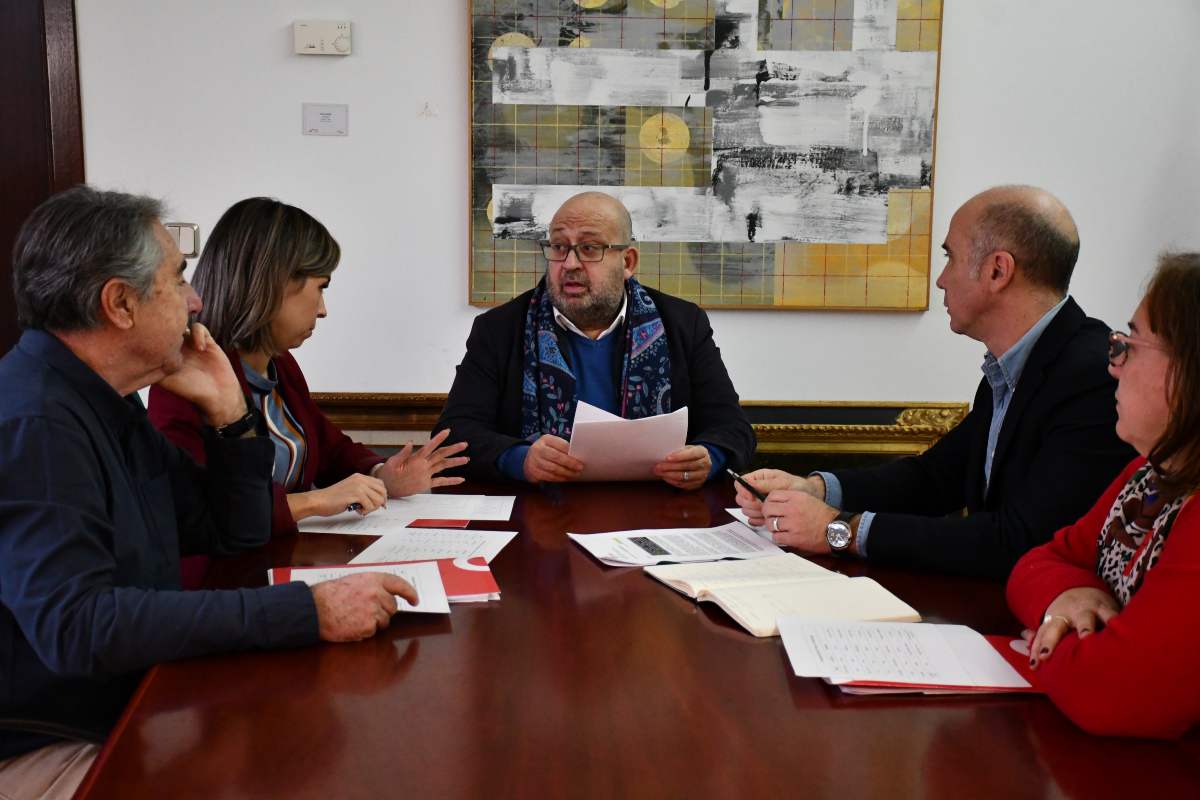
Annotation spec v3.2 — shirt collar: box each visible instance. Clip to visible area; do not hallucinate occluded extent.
[552,291,628,341]
[240,357,278,392]
[17,328,144,429]
[981,296,1069,392]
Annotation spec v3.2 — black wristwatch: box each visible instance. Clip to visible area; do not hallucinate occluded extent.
[213,403,261,439]
[825,510,856,554]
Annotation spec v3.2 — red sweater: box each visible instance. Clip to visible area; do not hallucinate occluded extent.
[1006,456,1200,738]
[149,349,383,587]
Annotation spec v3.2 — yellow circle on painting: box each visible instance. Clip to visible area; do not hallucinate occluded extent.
[638,113,691,165]
[574,0,608,8]
[487,32,536,61]
[567,35,592,48]
[486,199,495,224]
[649,0,684,8]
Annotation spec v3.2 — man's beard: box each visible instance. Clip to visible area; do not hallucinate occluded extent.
[548,270,626,331]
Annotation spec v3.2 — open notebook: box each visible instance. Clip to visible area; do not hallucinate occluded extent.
[645,553,920,637]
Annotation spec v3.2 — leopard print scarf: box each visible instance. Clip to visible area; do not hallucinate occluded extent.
[1096,463,1188,605]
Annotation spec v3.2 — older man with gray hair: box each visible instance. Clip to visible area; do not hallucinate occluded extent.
[0,187,417,798]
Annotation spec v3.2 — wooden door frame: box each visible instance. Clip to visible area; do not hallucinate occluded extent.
[0,0,84,355]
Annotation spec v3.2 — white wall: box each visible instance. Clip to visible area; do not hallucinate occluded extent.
[76,1,1200,404]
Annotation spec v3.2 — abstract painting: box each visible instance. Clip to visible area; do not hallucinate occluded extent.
[470,0,943,310]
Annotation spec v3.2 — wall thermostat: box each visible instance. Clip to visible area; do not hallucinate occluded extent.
[293,20,352,55]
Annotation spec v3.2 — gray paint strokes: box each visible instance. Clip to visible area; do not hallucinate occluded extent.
[491,47,708,108]
[485,0,936,246]
[492,182,886,245]
[492,184,713,242]
[854,0,899,51]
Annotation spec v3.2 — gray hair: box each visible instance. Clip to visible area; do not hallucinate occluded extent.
[12,185,165,331]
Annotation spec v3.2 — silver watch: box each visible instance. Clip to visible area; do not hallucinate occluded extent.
[826,511,855,553]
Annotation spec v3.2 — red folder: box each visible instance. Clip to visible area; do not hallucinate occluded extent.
[407,518,471,528]
[835,635,1042,695]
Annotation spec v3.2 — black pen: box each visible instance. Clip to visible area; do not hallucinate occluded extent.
[726,468,767,502]
[347,503,363,513]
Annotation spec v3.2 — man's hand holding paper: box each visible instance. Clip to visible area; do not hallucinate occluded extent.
[523,434,584,483]
[653,444,711,490]
[566,401,690,483]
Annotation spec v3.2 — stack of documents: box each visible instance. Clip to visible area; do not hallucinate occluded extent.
[568,521,782,567]
[778,619,1037,694]
[298,494,516,535]
[567,401,687,481]
[269,556,501,610]
[644,554,920,637]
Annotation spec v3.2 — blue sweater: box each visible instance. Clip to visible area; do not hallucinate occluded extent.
[0,331,318,758]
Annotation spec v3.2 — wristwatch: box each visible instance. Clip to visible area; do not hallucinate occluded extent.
[825,511,856,554]
[213,403,262,439]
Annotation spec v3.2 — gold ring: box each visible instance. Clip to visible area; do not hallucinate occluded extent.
[683,471,690,482]
[771,516,781,532]
[1041,613,1071,627]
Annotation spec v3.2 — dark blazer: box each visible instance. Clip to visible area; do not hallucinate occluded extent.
[150,350,383,583]
[435,282,756,482]
[834,297,1135,579]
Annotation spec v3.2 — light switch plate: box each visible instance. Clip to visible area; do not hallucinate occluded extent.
[164,223,199,257]
[302,103,348,136]
[293,20,352,55]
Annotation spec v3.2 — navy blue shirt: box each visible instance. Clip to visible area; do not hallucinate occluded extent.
[0,331,319,759]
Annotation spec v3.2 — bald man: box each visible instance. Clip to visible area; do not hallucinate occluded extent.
[735,186,1134,578]
[437,191,755,489]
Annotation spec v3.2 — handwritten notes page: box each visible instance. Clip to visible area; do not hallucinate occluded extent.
[567,401,688,481]
[349,529,517,565]
[778,620,1030,691]
[567,521,782,567]
[298,495,516,535]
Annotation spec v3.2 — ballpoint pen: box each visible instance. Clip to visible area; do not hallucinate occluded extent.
[726,468,768,502]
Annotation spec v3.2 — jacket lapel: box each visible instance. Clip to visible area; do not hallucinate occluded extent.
[986,298,1084,501]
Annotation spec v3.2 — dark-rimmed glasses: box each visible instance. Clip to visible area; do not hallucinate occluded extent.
[1108,330,1167,367]
[539,241,629,263]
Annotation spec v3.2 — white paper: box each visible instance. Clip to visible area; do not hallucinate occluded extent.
[272,561,450,615]
[567,402,688,482]
[298,494,516,534]
[725,507,773,541]
[568,521,783,567]
[349,529,517,565]
[778,620,1030,689]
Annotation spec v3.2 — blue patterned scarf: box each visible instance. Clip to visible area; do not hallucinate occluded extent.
[520,277,671,440]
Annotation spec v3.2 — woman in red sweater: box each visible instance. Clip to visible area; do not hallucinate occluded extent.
[149,198,468,586]
[1006,252,1200,738]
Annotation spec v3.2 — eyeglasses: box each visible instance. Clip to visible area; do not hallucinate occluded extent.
[1108,330,1167,366]
[539,241,629,263]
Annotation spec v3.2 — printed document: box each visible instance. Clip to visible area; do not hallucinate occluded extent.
[269,561,450,614]
[349,529,517,565]
[298,494,516,535]
[568,521,782,567]
[568,401,688,481]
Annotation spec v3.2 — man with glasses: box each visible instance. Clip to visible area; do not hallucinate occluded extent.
[734,185,1134,579]
[437,191,754,487]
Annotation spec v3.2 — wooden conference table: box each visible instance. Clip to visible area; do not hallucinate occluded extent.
[76,481,1200,799]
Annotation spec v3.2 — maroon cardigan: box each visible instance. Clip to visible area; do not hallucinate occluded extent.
[149,348,383,587]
